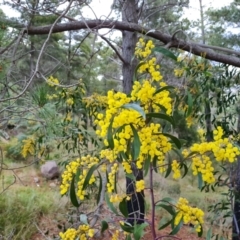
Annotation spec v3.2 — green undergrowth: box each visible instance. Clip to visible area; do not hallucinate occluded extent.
[0,152,231,239]
[0,185,67,239]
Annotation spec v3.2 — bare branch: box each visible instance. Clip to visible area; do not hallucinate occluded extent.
[99,35,125,64]
[23,20,240,67]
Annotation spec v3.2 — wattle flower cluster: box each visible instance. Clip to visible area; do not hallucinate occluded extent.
[94,38,173,200]
[110,193,126,203]
[131,80,172,114]
[59,224,94,240]
[174,68,184,77]
[47,75,59,86]
[83,93,108,114]
[107,163,118,193]
[135,38,154,58]
[171,160,181,179]
[111,230,120,240]
[192,155,215,183]
[174,197,204,233]
[60,155,99,200]
[184,126,240,184]
[136,180,145,192]
[137,123,171,171]
[21,136,35,158]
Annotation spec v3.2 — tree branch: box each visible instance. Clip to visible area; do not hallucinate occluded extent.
[23,20,240,67]
[99,35,126,64]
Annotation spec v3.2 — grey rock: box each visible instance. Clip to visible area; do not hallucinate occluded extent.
[33,177,40,183]
[41,160,60,179]
[49,182,57,188]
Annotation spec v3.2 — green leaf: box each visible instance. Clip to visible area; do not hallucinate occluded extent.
[105,193,119,215]
[153,86,175,96]
[153,103,167,113]
[70,175,80,207]
[107,118,114,149]
[146,113,175,126]
[153,47,177,61]
[133,222,148,240]
[158,217,172,230]
[156,204,175,216]
[206,228,212,240]
[119,198,129,218]
[80,214,88,224]
[184,150,197,159]
[101,220,109,233]
[75,168,81,181]
[152,156,158,173]
[119,222,134,233]
[186,90,193,117]
[126,173,135,180]
[162,133,181,149]
[96,171,102,204]
[171,148,183,162]
[170,216,183,235]
[120,151,128,161]
[130,124,141,160]
[181,163,188,178]
[143,156,151,177]
[122,103,146,120]
[126,235,132,240]
[160,197,175,204]
[82,164,98,190]
[164,161,172,178]
[198,172,203,189]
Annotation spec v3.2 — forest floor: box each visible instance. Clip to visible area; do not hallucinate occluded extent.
[31,209,204,240]
[1,162,231,240]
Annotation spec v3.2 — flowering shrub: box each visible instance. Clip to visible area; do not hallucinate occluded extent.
[20,38,240,239]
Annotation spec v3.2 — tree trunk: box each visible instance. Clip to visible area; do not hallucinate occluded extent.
[121,0,145,225]
[122,0,138,95]
[199,0,213,142]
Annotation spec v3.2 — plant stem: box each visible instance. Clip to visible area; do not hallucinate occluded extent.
[150,163,157,239]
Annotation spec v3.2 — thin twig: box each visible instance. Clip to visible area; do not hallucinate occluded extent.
[0,175,16,195]
[33,222,49,239]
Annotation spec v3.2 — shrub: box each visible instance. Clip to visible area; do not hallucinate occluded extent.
[167,183,181,195]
